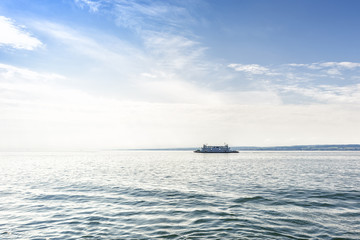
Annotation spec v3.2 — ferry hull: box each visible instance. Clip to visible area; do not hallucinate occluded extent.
[194,150,239,153]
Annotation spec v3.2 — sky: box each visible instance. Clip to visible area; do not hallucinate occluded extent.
[1,0,360,150]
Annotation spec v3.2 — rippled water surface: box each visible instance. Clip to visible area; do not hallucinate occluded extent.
[1,151,359,239]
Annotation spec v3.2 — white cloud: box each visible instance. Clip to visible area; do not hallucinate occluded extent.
[318,62,360,69]
[228,63,271,75]
[287,63,308,67]
[141,72,157,79]
[0,16,42,50]
[0,63,64,82]
[326,68,342,75]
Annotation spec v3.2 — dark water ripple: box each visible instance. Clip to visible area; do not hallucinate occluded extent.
[0,151,360,239]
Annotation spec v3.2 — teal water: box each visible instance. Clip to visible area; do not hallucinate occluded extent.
[0,151,359,239]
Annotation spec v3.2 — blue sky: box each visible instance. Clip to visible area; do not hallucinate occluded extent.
[1,0,360,150]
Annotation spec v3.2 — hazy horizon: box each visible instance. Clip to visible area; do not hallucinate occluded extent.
[1,0,360,150]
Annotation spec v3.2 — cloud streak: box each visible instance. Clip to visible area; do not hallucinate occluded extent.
[0,16,42,50]
[281,84,360,104]
[289,62,360,70]
[228,64,271,75]
[75,0,101,12]
[111,0,197,32]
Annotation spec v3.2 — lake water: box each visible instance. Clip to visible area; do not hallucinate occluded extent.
[0,151,359,239]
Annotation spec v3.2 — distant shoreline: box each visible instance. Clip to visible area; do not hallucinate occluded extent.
[119,144,360,151]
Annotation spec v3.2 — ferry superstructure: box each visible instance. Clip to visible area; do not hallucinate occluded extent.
[194,144,239,153]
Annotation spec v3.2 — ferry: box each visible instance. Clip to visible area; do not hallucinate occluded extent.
[194,144,239,153]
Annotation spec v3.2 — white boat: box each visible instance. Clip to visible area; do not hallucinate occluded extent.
[194,144,239,153]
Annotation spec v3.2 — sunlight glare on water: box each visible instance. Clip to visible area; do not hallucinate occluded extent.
[0,151,359,239]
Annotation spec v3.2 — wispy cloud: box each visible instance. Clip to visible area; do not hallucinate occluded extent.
[316,62,360,69]
[74,0,101,12]
[230,61,360,77]
[142,31,206,71]
[228,63,271,75]
[32,21,140,62]
[281,84,360,104]
[26,14,360,107]
[231,61,360,80]
[73,0,198,32]
[71,0,205,70]
[111,1,196,32]
[43,1,211,102]
[289,61,360,69]
[0,16,42,50]
[288,61,360,76]
[227,61,360,105]
[0,63,64,82]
